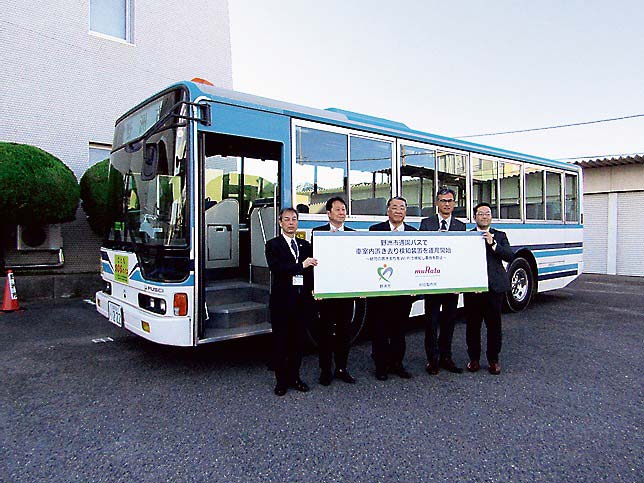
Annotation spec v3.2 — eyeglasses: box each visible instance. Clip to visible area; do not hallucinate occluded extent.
[438,199,455,204]
[476,211,492,217]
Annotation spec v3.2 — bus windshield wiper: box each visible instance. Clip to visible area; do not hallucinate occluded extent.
[124,101,209,151]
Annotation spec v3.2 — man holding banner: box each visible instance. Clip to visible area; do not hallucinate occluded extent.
[465,202,514,375]
[368,196,417,381]
[312,197,357,386]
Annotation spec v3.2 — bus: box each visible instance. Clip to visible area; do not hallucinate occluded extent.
[95,79,583,347]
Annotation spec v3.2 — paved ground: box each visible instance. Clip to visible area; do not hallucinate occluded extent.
[1,274,642,482]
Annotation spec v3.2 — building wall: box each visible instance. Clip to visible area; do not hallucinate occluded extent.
[583,164,644,194]
[1,0,232,274]
[1,0,232,177]
[581,164,644,276]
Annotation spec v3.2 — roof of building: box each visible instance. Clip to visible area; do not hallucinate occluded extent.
[574,155,644,168]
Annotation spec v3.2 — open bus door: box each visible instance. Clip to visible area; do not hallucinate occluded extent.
[197,132,280,343]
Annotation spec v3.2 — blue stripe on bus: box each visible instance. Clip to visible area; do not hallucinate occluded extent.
[298,220,582,231]
[517,242,583,250]
[102,261,113,275]
[538,263,578,274]
[533,248,583,258]
[538,270,578,281]
[129,270,195,286]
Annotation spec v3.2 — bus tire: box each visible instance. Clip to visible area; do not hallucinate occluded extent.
[306,298,367,347]
[505,257,534,312]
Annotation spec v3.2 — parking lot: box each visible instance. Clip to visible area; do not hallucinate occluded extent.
[1,274,642,482]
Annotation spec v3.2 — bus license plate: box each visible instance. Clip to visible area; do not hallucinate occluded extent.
[108,302,123,327]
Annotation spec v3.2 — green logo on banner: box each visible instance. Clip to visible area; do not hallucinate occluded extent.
[114,254,129,284]
[377,264,393,282]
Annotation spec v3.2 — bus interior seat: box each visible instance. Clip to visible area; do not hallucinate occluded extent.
[296,203,310,214]
[352,197,387,215]
[406,205,421,216]
[205,197,217,210]
[453,206,467,218]
[421,206,435,217]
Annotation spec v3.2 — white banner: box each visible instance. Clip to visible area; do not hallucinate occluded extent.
[313,231,488,299]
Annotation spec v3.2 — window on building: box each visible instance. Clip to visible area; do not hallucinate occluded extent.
[294,126,348,214]
[565,173,579,222]
[437,151,467,218]
[472,157,498,218]
[89,143,111,165]
[349,136,392,215]
[90,0,133,42]
[400,144,435,218]
[545,171,562,221]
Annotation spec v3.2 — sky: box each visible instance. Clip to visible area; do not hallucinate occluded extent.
[229,0,644,162]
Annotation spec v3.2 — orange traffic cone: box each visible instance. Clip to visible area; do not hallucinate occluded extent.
[1,270,21,312]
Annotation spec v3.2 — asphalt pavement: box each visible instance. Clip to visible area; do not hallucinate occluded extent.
[1,274,642,482]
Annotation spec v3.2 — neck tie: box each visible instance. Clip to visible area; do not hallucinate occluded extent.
[291,238,299,261]
[440,219,447,231]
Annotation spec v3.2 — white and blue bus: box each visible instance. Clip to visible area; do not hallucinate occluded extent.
[95,79,582,346]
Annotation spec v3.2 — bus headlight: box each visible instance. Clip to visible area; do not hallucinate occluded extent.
[138,294,166,315]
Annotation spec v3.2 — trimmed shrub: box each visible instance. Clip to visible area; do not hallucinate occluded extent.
[80,158,111,235]
[0,142,79,225]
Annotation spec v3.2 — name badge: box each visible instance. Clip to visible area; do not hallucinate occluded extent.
[292,275,304,286]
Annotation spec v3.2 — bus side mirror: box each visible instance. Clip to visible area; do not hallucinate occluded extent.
[141,142,159,181]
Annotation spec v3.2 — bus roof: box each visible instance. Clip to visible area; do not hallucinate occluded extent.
[180,80,578,172]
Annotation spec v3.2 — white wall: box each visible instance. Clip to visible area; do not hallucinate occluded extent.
[1,0,232,178]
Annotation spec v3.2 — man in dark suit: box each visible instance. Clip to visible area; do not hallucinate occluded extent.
[368,196,417,381]
[419,188,466,375]
[464,202,514,375]
[265,207,318,396]
[312,197,357,386]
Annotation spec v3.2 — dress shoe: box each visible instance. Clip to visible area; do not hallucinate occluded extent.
[375,369,388,381]
[291,378,310,392]
[425,362,439,375]
[390,364,412,379]
[319,370,333,386]
[334,369,356,384]
[488,362,501,375]
[274,385,287,396]
[439,358,463,374]
[466,360,480,372]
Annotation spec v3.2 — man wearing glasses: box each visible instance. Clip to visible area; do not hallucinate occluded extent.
[465,202,513,375]
[420,188,466,375]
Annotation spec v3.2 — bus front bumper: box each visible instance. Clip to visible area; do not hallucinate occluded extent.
[95,291,193,346]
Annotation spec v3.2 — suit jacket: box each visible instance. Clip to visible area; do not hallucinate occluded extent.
[265,235,313,309]
[311,223,355,232]
[369,221,417,232]
[419,214,466,232]
[472,227,513,293]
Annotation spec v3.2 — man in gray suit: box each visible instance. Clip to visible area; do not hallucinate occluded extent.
[419,188,466,375]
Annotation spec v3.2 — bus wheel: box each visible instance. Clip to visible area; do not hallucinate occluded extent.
[506,257,534,312]
[306,298,367,347]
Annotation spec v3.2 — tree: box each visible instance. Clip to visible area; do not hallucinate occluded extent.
[79,158,111,236]
[0,142,80,269]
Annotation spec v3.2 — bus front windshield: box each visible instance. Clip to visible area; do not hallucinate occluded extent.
[106,90,189,251]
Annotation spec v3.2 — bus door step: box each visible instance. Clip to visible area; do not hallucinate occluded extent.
[207,301,268,329]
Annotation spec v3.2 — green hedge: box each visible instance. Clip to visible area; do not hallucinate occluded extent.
[79,158,111,235]
[0,142,79,225]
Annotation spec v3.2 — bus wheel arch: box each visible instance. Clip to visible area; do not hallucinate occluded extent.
[306,298,368,347]
[505,251,537,312]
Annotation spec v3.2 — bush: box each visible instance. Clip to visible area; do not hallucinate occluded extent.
[0,142,79,225]
[80,158,111,235]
